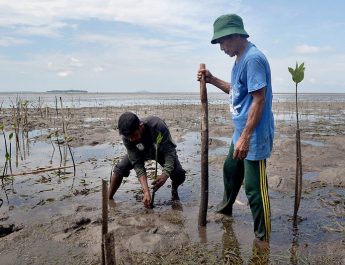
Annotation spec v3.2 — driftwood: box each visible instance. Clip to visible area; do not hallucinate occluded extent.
[198,63,209,227]
[4,164,80,177]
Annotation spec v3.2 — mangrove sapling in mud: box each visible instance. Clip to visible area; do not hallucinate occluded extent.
[12,122,22,167]
[288,62,306,226]
[8,132,13,175]
[65,135,76,177]
[150,132,163,209]
[54,130,63,168]
[0,123,9,178]
[47,132,56,165]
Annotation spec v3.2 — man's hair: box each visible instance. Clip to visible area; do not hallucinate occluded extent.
[118,112,140,137]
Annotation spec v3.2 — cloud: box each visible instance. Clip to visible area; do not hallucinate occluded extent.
[0,0,242,38]
[0,36,31,46]
[93,66,104,73]
[57,70,72,77]
[295,44,331,54]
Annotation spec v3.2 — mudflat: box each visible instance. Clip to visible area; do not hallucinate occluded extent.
[0,101,344,264]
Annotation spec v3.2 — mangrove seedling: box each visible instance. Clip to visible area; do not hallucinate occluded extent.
[150,131,163,209]
[288,62,306,226]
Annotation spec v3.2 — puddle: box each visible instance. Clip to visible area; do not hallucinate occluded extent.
[303,172,319,181]
[301,139,327,147]
[84,117,107,122]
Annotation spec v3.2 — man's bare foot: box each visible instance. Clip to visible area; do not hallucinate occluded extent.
[171,187,180,201]
[253,238,270,251]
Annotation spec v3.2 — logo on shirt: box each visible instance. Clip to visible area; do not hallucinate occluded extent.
[136,143,144,151]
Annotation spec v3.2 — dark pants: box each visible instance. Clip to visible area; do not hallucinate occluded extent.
[217,143,271,241]
[113,155,186,187]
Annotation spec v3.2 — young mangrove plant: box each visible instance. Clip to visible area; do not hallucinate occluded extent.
[288,62,306,226]
[65,135,76,177]
[8,132,13,175]
[47,132,56,165]
[150,131,163,209]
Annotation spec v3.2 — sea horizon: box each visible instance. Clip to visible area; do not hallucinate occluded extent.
[1,91,345,109]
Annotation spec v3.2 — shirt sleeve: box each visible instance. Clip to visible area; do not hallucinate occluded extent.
[124,139,146,178]
[246,57,267,93]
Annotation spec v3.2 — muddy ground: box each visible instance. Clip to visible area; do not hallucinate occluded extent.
[0,101,344,264]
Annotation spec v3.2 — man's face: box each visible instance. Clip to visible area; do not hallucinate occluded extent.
[127,124,143,143]
[219,35,240,57]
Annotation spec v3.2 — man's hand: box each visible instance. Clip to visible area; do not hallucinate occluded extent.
[142,191,151,208]
[197,69,214,83]
[233,134,250,160]
[152,174,169,192]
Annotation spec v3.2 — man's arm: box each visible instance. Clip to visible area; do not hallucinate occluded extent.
[233,88,266,160]
[138,175,151,208]
[197,69,231,94]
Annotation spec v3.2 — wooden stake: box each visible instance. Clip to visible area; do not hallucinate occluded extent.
[102,179,108,236]
[102,179,108,264]
[198,63,209,227]
[104,232,116,265]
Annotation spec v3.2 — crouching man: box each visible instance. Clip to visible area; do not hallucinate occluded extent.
[108,112,186,208]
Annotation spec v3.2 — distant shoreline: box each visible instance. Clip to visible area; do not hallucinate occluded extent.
[0,91,344,95]
[46,90,88,93]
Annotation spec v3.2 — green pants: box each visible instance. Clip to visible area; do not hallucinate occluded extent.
[216,143,271,241]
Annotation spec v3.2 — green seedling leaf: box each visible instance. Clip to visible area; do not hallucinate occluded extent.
[0,123,4,130]
[156,132,164,145]
[9,132,14,140]
[5,152,10,161]
[288,62,306,85]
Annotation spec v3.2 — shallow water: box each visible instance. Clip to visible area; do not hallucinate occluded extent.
[0,129,344,263]
[2,92,345,109]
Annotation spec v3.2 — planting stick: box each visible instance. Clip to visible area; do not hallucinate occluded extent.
[198,63,209,227]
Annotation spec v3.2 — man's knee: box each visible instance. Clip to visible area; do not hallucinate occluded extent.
[171,169,186,186]
[113,155,132,177]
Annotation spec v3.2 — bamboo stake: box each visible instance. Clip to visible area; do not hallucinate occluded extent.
[198,63,209,227]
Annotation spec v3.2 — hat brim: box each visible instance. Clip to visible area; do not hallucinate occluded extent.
[211,28,249,44]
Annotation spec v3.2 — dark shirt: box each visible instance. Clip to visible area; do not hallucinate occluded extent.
[122,116,177,178]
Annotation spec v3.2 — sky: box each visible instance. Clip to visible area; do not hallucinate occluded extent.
[0,0,344,93]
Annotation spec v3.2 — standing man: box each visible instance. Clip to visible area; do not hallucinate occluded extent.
[108,112,186,208]
[197,14,274,245]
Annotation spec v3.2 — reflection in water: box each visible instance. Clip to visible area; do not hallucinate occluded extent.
[198,226,207,243]
[222,219,243,264]
[222,219,270,264]
[248,238,270,265]
[289,226,299,265]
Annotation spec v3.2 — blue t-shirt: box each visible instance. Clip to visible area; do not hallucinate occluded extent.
[229,42,274,161]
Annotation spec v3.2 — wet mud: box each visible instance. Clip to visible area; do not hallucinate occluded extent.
[0,102,344,264]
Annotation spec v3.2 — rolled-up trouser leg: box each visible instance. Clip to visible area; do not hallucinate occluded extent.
[216,143,244,215]
[108,155,134,199]
[113,154,133,177]
[169,156,186,187]
[244,159,271,241]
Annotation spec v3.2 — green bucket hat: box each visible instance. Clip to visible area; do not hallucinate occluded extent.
[211,14,249,44]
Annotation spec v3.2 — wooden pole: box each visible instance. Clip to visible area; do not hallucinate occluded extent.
[198,63,209,227]
[104,232,116,265]
[102,179,108,264]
